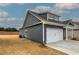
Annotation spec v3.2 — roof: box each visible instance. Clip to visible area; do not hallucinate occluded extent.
[63,20,74,26]
[29,10,46,22]
[42,20,64,27]
[30,10,60,17]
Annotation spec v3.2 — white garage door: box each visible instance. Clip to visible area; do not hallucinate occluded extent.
[46,28,63,43]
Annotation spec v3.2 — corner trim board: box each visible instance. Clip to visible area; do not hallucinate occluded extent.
[43,23,45,44]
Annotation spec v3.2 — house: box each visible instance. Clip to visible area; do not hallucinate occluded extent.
[19,10,79,45]
[71,22,79,40]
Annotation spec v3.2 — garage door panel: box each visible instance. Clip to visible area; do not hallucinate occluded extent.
[46,28,63,43]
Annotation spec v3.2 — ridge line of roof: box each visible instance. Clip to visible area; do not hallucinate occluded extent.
[29,10,60,17]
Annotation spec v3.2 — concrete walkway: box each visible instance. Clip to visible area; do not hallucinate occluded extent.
[46,40,79,55]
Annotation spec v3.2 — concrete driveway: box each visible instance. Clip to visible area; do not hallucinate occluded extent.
[46,40,79,55]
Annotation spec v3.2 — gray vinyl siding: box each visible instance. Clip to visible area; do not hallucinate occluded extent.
[68,30,79,40]
[74,30,79,39]
[26,24,43,43]
[23,13,40,28]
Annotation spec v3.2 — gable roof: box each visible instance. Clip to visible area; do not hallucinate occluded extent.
[29,10,45,22]
[30,10,60,17]
[63,19,74,26]
[22,10,43,28]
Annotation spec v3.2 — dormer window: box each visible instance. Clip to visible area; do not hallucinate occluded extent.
[47,13,60,21]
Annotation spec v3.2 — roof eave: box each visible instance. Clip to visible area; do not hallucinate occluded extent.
[42,21,64,27]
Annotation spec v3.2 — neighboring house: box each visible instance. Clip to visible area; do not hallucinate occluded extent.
[19,10,79,45]
[72,22,79,40]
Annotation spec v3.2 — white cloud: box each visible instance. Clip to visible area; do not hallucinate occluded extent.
[0,17,16,21]
[54,3,79,10]
[72,18,79,22]
[0,17,24,29]
[34,6,51,11]
[0,10,17,21]
[0,10,17,22]
[50,3,79,14]
[31,4,79,14]
[7,17,16,21]
[31,6,52,13]
[0,3,25,7]
[31,5,70,14]
[0,9,24,29]
[52,4,79,22]
[0,11,8,17]
[0,3,11,6]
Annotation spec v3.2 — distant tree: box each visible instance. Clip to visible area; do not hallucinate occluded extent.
[5,28,18,32]
[0,27,5,31]
[0,27,18,31]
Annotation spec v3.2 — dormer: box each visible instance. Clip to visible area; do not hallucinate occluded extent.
[30,10,60,22]
[38,11,60,21]
[47,12,60,21]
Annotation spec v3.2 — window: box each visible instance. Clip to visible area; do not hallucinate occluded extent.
[48,13,59,21]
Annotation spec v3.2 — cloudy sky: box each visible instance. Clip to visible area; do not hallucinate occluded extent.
[0,3,79,29]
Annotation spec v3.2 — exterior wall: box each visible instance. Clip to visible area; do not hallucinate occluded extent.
[67,30,72,39]
[74,30,79,39]
[26,24,43,43]
[23,13,40,28]
[67,30,79,40]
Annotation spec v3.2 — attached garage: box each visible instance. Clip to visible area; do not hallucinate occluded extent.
[46,28,63,43]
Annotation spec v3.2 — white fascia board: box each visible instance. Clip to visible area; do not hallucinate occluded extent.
[64,24,79,29]
[63,25,74,29]
[42,21,64,26]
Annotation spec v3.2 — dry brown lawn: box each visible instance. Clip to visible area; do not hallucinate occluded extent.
[0,31,66,55]
[0,31,18,35]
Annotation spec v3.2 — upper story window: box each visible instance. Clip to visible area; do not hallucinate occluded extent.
[47,13,59,21]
